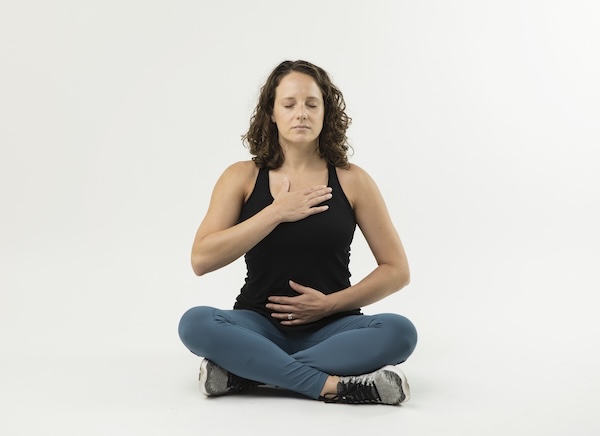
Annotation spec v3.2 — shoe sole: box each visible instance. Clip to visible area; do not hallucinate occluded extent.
[380,365,411,404]
[198,358,212,396]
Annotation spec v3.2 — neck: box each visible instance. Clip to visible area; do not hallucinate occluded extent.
[279,139,324,172]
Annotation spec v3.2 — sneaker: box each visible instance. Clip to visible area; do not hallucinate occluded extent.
[321,365,410,405]
[199,358,260,396]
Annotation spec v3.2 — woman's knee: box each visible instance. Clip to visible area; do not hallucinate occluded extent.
[178,306,216,351]
[377,313,418,360]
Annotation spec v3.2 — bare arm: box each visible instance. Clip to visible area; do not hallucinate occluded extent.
[192,161,333,276]
[267,164,410,324]
[328,164,410,310]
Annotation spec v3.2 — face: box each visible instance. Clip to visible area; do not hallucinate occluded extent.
[271,72,324,148]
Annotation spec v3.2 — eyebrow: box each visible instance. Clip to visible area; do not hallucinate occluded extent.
[280,96,321,101]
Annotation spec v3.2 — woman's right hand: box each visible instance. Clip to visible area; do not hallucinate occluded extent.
[191,163,333,276]
[271,177,333,223]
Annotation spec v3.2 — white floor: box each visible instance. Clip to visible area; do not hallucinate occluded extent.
[1,343,597,436]
[2,262,598,436]
[1,225,599,436]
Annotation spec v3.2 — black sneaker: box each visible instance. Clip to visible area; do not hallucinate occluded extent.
[321,365,410,405]
[199,358,260,396]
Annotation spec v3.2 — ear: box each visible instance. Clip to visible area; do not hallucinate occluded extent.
[271,115,276,123]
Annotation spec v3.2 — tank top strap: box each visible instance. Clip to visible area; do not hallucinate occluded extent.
[327,163,340,189]
[241,165,272,216]
[328,163,354,213]
[256,165,270,190]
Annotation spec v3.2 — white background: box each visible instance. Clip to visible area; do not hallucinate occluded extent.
[1,1,599,435]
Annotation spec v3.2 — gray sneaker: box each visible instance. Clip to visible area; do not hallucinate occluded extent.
[199,358,260,396]
[321,365,410,405]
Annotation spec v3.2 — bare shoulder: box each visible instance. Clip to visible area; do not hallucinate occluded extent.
[336,162,372,184]
[221,160,258,178]
[221,160,258,184]
[217,160,259,201]
[335,163,378,208]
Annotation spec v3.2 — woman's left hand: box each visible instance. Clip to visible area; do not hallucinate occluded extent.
[266,280,333,325]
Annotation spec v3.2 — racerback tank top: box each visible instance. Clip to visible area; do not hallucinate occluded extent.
[234,163,361,332]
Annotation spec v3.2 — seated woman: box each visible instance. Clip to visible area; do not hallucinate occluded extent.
[178,59,418,405]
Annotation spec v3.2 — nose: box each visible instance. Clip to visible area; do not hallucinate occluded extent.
[296,105,307,120]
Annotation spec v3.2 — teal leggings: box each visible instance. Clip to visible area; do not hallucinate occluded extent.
[178,307,417,399]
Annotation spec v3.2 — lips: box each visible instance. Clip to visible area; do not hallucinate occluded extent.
[293,125,310,129]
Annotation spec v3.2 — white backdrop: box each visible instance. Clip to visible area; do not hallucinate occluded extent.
[1,1,599,435]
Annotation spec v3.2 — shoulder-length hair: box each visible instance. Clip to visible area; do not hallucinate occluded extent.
[242,60,352,169]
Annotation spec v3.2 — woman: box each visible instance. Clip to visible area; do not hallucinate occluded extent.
[178,60,417,405]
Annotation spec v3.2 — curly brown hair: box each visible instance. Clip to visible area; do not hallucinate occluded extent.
[242,60,352,169]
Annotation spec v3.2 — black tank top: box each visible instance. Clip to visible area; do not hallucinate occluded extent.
[234,163,362,332]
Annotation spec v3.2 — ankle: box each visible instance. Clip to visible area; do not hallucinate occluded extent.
[320,375,340,397]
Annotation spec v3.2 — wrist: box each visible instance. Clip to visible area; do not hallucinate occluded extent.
[264,203,285,225]
[325,292,341,316]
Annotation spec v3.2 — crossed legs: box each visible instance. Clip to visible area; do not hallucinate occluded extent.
[178,307,417,399]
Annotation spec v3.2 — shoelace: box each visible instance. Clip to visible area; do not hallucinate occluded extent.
[228,373,260,392]
[322,375,382,404]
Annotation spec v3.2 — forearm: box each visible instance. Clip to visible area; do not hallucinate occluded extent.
[192,205,281,275]
[328,264,410,313]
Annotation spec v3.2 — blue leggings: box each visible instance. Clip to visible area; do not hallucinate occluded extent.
[178,307,417,399]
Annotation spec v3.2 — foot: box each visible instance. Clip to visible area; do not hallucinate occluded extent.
[320,365,410,405]
[199,358,260,396]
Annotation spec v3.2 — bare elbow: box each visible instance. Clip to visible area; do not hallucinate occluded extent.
[191,264,204,277]
[401,271,410,288]
[394,265,410,291]
[191,254,208,276]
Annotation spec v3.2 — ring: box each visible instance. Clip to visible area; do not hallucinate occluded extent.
[287,313,294,320]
